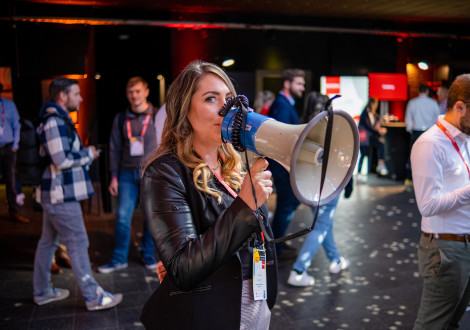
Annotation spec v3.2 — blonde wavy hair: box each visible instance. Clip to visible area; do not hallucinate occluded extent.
[143,61,244,202]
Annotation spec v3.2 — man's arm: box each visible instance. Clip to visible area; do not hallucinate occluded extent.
[42,116,94,170]
[405,101,413,132]
[411,138,470,217]
[10,101,21,151]
[108,113,123,196]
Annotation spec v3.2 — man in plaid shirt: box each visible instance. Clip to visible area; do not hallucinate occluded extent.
[32,78,122,311]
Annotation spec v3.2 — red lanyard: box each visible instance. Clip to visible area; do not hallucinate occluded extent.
[436,120,470,179]
[208,165,238,199]
[126,114,150,140]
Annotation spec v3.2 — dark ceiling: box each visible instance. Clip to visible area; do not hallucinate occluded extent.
[8,0,470,22]
[3,0,470,39]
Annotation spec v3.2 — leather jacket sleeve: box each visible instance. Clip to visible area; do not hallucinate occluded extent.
[141,156,261,291]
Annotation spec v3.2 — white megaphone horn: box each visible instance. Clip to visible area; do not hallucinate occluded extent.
[220,95,359,209]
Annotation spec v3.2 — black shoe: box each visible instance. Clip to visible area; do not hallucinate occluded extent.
[11,214,30,224]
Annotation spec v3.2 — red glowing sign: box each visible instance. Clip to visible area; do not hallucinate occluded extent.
[368,73,408,101]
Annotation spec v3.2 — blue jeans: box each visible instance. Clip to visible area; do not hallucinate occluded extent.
[111,170,156,265]
[33,201,99,300]
[292,195,341,273]
[270,166,301,253]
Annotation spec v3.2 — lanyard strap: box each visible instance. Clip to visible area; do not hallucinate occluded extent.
[126,114,150,139]
[209,167,238,199]
[436,120,470,179]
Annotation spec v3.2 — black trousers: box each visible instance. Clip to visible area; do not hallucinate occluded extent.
[0,143,19,215]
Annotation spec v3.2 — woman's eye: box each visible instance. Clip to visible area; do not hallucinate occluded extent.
[206,96,216,103]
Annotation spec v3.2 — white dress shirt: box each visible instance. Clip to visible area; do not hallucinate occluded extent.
[411,116,470,234]
[405,95,440,132]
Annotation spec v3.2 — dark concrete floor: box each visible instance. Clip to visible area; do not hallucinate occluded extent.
[1,175,470,329]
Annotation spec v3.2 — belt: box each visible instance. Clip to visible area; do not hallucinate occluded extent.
[423,232,469,242]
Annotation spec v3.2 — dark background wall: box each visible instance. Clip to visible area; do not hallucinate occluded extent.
[1,20,470,146]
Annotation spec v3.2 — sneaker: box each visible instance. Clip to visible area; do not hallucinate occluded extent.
[16,193,25,206]
[97,262,128,273]
[329,257,350,274]
[145,262,157,271]
[86,287,123,311]
[34,287,70,305]
[287,270,315,287]
[376,164,389,176]
[357,174,368,183]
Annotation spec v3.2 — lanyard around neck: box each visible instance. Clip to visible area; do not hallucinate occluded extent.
[126,114,150,140]
[195,151,238,199]
[436,120,470,179]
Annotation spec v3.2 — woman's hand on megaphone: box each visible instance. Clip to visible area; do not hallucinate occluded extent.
[239,158,273,211]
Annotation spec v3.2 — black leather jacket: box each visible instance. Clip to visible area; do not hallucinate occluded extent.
[140,153,278,330]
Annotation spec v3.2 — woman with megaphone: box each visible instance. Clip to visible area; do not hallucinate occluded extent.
[139,61,278,330]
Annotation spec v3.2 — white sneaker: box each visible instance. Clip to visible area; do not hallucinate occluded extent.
[16,193,25,206]
[357,174,367,183]
[85,287,123,311]
[287,270,315,287]
[376,165,389,176]
[329,257,350,274]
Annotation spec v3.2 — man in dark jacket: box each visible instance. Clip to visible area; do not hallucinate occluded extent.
[98,77,164,273]
[267,69,306,259]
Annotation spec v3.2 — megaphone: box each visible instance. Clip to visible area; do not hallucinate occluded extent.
[221,99,359,207]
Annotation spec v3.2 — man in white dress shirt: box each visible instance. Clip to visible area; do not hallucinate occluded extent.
[411,74,470,329]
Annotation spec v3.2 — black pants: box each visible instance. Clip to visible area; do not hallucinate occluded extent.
[0,143,19,215]
[407,130,425,180]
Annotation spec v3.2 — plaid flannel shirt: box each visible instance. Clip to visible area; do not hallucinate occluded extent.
[36,103,94,204]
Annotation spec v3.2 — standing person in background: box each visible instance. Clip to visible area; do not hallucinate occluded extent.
[254,90,275,116]
[405,84,440,184]
[358,98,388,178]
[33,78,122,310]
[98,77,165,273]
[140,61,278,329]
[411,74,470,329]
[0,83,29,224]
[300,91,329,123]
[437,85,449,115]
[268,69,305,259]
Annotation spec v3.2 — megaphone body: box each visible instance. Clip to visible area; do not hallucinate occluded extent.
[221,109,359,207]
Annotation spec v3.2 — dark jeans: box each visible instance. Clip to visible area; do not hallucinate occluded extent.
[0,143,19,215]
[358,146,369,173]
[271,168,300,253]
[407,130,425,180]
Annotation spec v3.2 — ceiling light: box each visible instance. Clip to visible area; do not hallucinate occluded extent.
[418,62,429,70]
[222,59,235,67]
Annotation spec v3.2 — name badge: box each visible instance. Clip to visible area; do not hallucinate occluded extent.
[130,136,144,156]
[252,247,267,301]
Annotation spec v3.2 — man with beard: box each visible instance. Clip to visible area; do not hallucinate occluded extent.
[411,73,470,329]
[33,78,122,311]
[267,69,305,259]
